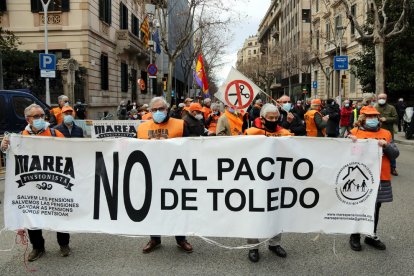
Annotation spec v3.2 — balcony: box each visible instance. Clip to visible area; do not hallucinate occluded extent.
[116,30,148,56]
[324,39,348,55]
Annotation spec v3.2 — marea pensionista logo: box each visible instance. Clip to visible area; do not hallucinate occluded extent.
[335,162,375,205]
[14,155,75,191]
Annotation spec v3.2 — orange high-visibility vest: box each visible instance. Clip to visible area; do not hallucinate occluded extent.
[22,128,64,137]
[350,127,392,181]
[245,126,293,137]
[51,107,64,125]
[304,109,325,137]
[207,113,221,133]
[137,118,184,139]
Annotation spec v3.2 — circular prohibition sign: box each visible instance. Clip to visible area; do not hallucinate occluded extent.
[224,80,254,109]
[147,64,158,76]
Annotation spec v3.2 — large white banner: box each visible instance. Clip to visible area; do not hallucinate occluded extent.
[4,135,381,238]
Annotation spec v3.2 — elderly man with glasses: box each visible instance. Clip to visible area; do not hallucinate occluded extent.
[137,97,193,253]
[1,103,70,262]
[277,95,306,136]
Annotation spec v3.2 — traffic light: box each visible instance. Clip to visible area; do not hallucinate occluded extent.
[162,77,167,91]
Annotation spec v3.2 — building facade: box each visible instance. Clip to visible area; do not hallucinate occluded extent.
[257,0,312,100]
[1,0,154,119]
[310,0,367,101]
[236,35,260,67]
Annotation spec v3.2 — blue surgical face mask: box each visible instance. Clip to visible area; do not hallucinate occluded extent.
[228,107,235,114]
[32,118,46,130]
[365,118,379,129]
[282,103,292,112]
[153,111,167,123]
[370,102,376,106]
[64,115,74,125]
[345,104,349,107]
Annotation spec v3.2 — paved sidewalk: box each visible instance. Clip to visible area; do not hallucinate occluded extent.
[394,131,414,146]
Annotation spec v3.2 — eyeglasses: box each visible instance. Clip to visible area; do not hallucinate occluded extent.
[28,114,45,119]
[151,107,166,112]
[280,101,291,103]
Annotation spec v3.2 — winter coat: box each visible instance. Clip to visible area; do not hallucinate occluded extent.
[340,107,353,127]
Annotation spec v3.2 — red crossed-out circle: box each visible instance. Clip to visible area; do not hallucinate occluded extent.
[224,80,254,109]
[147,64,158,76]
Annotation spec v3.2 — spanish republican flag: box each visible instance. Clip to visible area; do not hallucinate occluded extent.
[195,54,209,94]
[140,16,150,47]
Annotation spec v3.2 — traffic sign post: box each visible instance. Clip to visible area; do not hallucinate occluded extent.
[334,56,349,70]
[41,0,52,105]
[312,81,318,89]
[147,63,158,77]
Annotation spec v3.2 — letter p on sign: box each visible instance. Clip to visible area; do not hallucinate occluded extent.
[39,53,56,70]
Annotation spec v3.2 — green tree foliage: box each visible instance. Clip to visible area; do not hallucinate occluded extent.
[351,0,414,98]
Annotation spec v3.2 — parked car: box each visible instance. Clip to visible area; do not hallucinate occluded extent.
[0,89,51,135]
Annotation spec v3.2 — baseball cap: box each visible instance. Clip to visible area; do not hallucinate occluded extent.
[189,103,203,112]
[62,106,74,113]
[184,98,193,103]
[360,106,380,115]
[311,99,321,105]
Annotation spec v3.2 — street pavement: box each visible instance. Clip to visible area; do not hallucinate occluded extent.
[0,144,413,275]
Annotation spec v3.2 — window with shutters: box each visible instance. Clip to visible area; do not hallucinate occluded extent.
[121,62,128,92]
[31,0,70,12]
[99,0,111,25]
[101,54,109,90]
[131,14,139,36]
[120,2,128,30]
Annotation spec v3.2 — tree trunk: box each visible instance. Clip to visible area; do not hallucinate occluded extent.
[374,40,385,95]
[0,54,3,90]
[166,59,175,105]
[288,76,292,97]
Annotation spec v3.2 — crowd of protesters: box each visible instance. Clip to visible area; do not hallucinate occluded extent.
[0,92,402,263]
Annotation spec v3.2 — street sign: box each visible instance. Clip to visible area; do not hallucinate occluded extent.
[40,69,56,78]
[147,63,158,76]
[39,53,56,70]
[334,56,349,70]
[224,80,254,109]
[312,81,318,89]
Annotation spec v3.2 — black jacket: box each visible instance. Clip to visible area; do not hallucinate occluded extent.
[321,104,340,136]
[279,109,306,136]
[55,123,84,138]
[183,114,206,137]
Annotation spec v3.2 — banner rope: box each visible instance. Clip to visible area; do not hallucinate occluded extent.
[15,229,37,272]
[196,235,273,250]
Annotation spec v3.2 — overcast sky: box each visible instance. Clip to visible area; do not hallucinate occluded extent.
[216,0,271,85]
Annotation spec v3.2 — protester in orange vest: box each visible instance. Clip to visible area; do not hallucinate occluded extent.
[137,97,192,253]
[140,104,153,121]
[244,103,291,262]
[50,95,70,127]
[216,105,245,136]
[201,98,212,120]
[1,104,70,262]
[205,103,222,134]
[304,99,329,137]
[347,105,399,252]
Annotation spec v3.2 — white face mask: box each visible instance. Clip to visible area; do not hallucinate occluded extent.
[378,99,386,105]
[195,114,204,120]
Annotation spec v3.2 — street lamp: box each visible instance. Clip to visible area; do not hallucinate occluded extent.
[145,4,157,98]
[41,0,51,105]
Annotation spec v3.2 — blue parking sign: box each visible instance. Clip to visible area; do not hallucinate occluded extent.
[312,81,318,89]
[39,53,56,70]
[334,56,349,70]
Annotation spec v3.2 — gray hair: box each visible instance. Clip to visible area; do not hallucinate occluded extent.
[149,97,168,109]
[24,104,43,118]
[204,98,211,104]
[58,95,68,102]
[260,103,279,117]
[211,103,220,111]
[255,99,263,104]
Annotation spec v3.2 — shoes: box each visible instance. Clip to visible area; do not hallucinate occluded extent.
[350,234,362,251]
[142,239,161,254]
[176,240,193,253]
[364,236,386,250]
[391,168,398,176]
[268,245,287,258]
[248,249,260,262]
[60,245,71,257]
[28,248,45,262]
